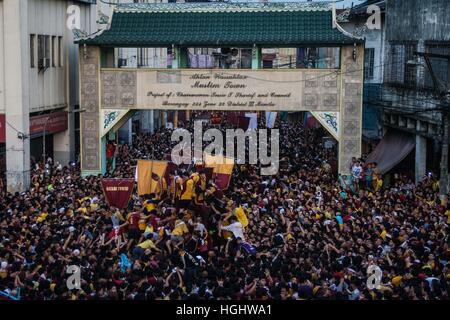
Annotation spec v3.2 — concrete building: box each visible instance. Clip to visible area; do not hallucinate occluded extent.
[0,0,99,192]
[380,0,450,184]
[339,0,449,185]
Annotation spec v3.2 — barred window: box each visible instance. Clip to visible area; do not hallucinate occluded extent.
[385,42,417,87]
[52,36,57,67]
[364,48,375,80]
[37,35,51,70]
[30,34,36,68]
[58,36,63,67]
[425,42,450,90]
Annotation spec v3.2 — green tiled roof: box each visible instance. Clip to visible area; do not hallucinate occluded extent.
[79,2,361,47]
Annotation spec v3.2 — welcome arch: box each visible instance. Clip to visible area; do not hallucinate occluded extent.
[77,2,364,177]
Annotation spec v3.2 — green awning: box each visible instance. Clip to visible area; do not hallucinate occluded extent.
[78,2,362,47]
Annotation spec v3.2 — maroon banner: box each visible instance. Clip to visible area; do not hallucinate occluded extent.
[30,111,68,136]
[101,178,135,209]
[0,114,5,143]
[213,173,232,190]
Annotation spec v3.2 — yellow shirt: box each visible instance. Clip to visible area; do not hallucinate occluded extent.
[37,212,48,222]
[375,179,383,191]
[79,196,91,204]
[445,210,450,223]
[172,220,189,236]
[380,230,387,240]
[137,239,156,250]
[191,173,200,184]
[77,207,87,214]
[181,179,194,200]
[144,200,156,212]
[235,206,249,228]
[138,222,147,231]
[392,276,402,286]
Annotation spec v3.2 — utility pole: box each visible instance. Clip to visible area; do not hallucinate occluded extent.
[414,52,450,199]
[441,110,449,197]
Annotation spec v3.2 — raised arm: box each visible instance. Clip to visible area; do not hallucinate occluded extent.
[62,233,73,251]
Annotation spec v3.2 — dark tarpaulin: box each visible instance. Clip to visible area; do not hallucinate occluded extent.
[365,130,415,174]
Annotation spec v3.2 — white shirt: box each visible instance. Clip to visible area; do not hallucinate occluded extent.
[195,223,207,237]
[221,222,245,241]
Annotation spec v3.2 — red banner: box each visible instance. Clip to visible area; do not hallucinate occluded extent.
[0,114,5,143]
[30,111,68,136]
[101,178,135,209]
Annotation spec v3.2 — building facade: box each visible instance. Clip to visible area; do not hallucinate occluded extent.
[381,0,450,183]
[0,0,99,192]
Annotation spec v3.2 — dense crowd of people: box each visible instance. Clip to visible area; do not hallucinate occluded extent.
[0,115,449,300]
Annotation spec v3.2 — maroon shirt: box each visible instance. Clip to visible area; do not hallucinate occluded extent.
[129,212,140,229]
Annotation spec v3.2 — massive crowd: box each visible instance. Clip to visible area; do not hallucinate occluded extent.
[0,115,449,300]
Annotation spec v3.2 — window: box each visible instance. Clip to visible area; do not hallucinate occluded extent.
[184,47,254,69]
[30,34,35,68]
[52,36,57,67]
[262,47,340,69]
[385,42,417,87]
[425,42,450,90]
[135,47,170,68]
[37,35,51,70]
[182,47,342,69]
[58,36,63,67]
[45,36,50,67]
[364,48,375,80]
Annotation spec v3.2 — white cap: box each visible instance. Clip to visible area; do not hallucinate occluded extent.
[73,249,80,256]
[1,261,7,269]
[69,226,75,233]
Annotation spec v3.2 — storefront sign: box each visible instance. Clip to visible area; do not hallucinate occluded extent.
[30,111,68,136]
